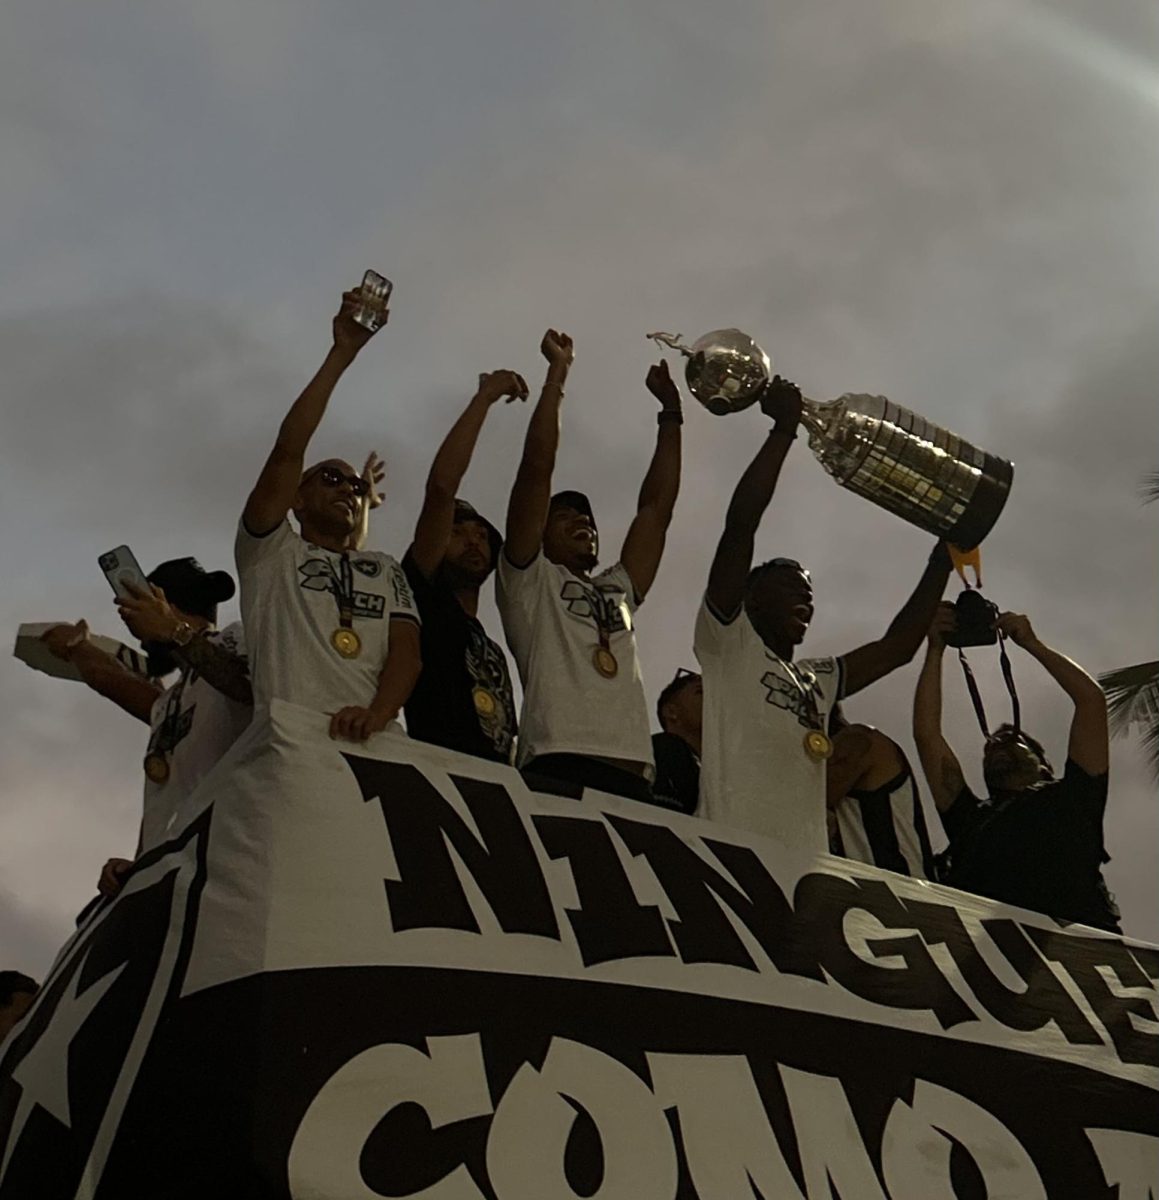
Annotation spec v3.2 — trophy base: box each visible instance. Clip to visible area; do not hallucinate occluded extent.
[944,452,1014,550]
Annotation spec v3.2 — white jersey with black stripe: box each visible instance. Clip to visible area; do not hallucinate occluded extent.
[833,760,935,879]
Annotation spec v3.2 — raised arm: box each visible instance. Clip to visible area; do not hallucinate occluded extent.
[503,331,573,568]
[840,541,952,697]
[329,620,422,742]
[619,361,683,601]
[410,370,529,579]
[242,288,380,537]
[912,603,966,813]
[705,378,801,618]
[40,622,162,724]
[999,613,1109,775]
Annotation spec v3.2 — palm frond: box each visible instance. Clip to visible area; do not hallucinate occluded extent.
[1099,661,1159,734]
[1100,662,1159,784]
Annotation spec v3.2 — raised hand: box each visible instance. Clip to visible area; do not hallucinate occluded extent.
[540,329,574,371]
[476,369,530,406]
[997,611,1038,649]
[645,360,682,412]
[332,286,385,357]
[928,600,957,649]
[116,582,181,643]
[758,375,803,427]
[41,621,89,662]
[361,450,386,511]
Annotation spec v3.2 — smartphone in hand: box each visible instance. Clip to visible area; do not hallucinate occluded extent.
[353,270,392,332]
[99,545,150,599]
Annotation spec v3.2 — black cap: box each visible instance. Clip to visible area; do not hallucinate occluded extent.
[549,490,596,530]
[147,557,235,621]
[453,500,503,563]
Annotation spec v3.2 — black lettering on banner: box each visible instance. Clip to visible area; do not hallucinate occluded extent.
[343,757,560,940]
[607,816,818,978]
[902,900,1104,1046]
[793,874,977,1030]
[531,815,674,967]
[1024,928,1159,1069]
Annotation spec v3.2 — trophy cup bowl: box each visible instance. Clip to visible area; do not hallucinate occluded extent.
[647,327,1014,549]
[648,328,770,416]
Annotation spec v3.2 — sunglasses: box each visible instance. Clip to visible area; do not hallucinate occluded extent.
[306,466,370,497]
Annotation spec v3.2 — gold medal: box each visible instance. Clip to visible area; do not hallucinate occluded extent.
[143,752,171,784]
[472,686,497,717]
[331,627,362,658]
[803,729,833,762]
[592,646,619,678]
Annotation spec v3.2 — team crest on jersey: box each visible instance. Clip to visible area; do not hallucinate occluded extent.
[559,580,628,632]
[352,558,382,578]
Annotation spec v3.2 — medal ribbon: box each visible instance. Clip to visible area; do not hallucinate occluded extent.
[334,553,355,634]
[783,659,825,735]
[145,671,190,760]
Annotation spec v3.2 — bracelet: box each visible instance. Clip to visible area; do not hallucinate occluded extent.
[542,380,566,393]
[657,409,683,426]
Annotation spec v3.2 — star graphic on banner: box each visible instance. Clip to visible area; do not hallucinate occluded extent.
[0,952,125,1182]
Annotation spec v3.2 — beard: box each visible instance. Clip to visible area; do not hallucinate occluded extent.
[441,557,490,592]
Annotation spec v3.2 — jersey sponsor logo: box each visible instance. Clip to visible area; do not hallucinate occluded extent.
[559,580,629,633]
[760,666,822,731]
[298,559,388,620]
[388,565,415,613]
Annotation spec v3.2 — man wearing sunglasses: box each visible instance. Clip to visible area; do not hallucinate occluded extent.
[695,377,952,854]
[497,334,683,802]
[237,286,421,743]
[913,603,1119,931]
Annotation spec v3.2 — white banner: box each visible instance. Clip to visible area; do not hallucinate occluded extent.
[2,699,1157,1198]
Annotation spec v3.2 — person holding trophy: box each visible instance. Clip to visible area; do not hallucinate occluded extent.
[497,333,683,802]
[654,326,965,855]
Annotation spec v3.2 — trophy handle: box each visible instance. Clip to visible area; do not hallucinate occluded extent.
[646,331,693,357]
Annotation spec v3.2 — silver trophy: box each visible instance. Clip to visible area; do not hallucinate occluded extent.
[648,329,1013,549]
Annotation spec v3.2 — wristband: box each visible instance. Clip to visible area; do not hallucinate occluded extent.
[657,409,683,426]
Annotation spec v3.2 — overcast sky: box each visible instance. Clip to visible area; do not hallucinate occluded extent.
[2,0,1157,974]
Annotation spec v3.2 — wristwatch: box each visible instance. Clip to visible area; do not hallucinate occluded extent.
[169,620,196,647]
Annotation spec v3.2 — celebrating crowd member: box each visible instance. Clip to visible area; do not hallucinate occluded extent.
[914,603,1120,931]
[237,286,420,742]
[0,972,38,1044]
[825,705,937,878]
[402,370,528,762]
[651,668,701,814]
[40,558,251,866]
[498,336,683,801]
[694,376,952,853]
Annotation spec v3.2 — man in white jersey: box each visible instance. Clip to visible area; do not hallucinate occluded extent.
[498,332,683,802]
[825,705,936,879]
[237,285,421,742]
[695,376,952,854]
[40,557,252,897]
